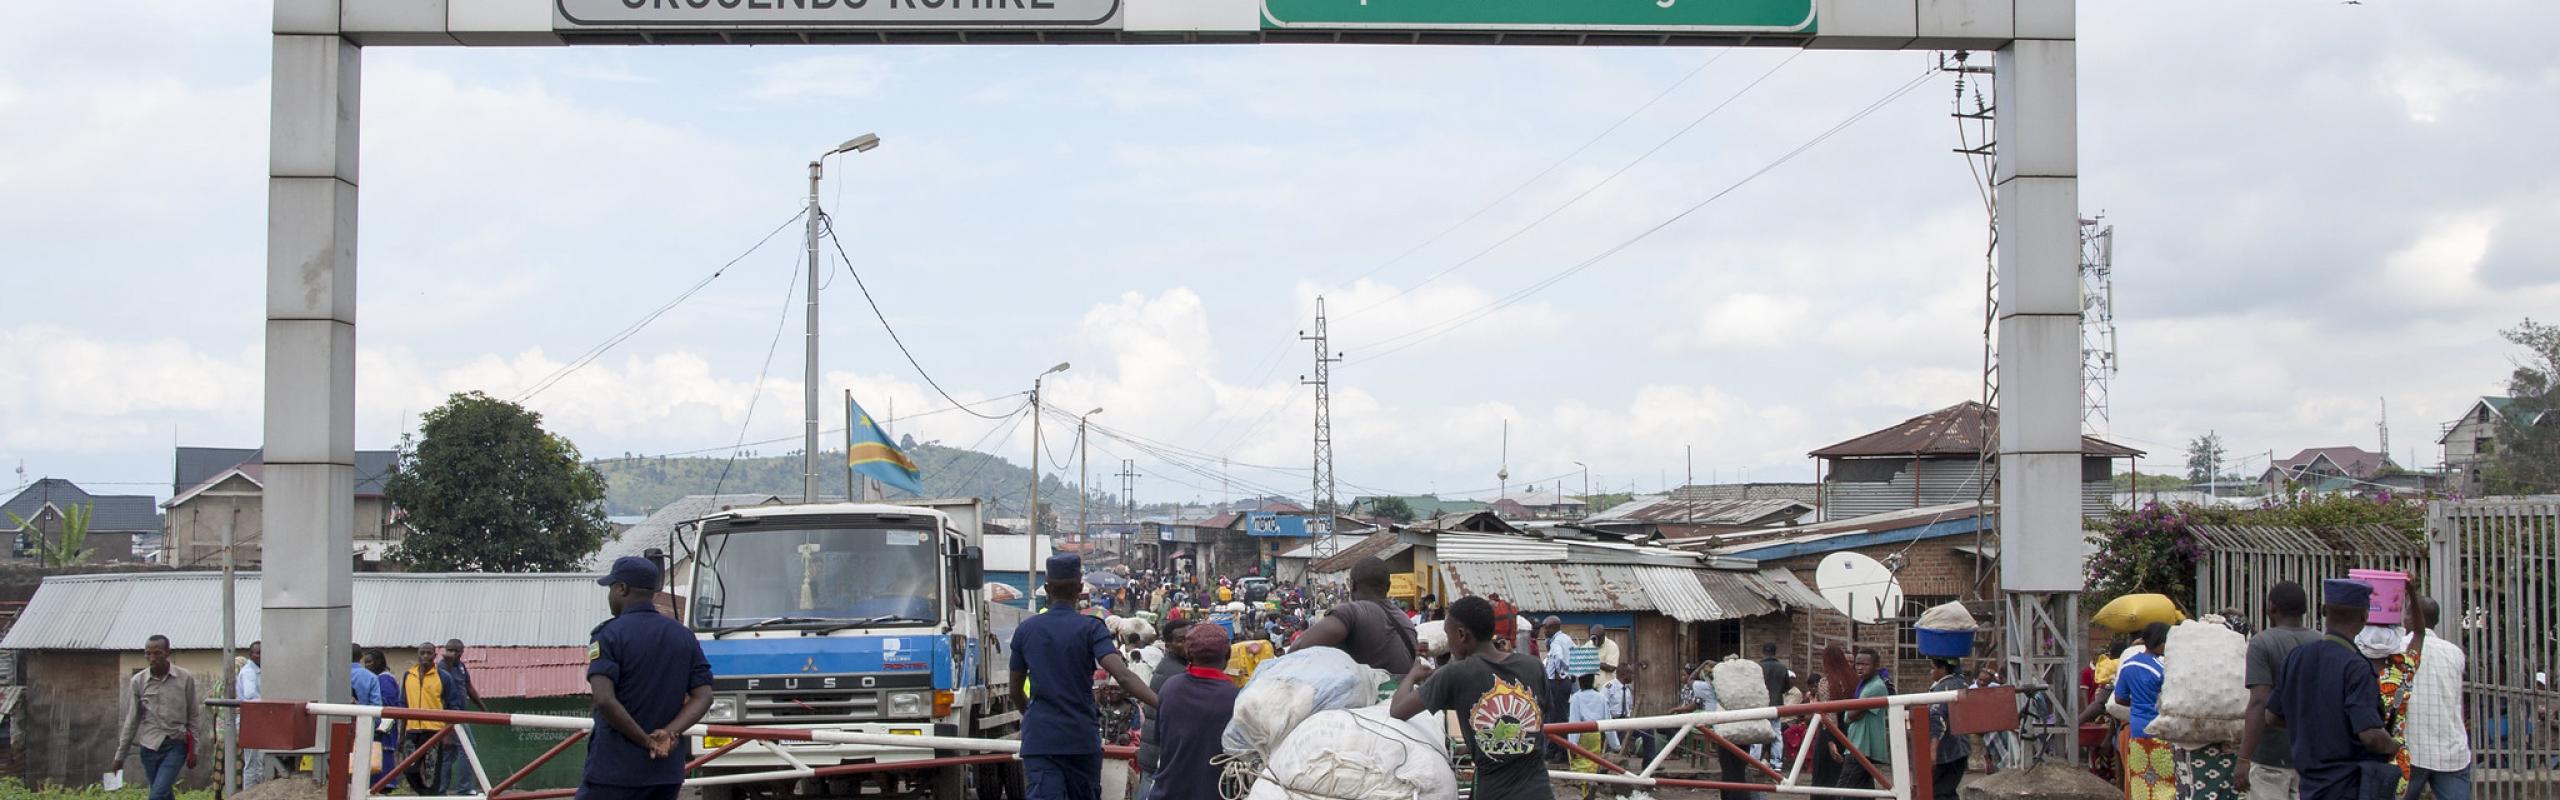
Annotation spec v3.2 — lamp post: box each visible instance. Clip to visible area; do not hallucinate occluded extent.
[1077,407,1104,559]
[1028,362,1070,593]
[803,133,882,503]
[1572,460,1589,515]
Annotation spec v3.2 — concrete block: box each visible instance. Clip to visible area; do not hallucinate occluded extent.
[258,605,353,705]
[1125,0,1255,32]
[270,36,361,182]
[1962,761,2120,800]
[344,0,459,45]
[262,320,357,466]
[276,0,342,35]
[1994,177,2079,316]
[267,178,359,324]
[1995,314,2081,454]
[260,463,357,608]
[1995,39,2076,182]
[1915,0,2011,48]
[1808,0,1916,50]
[1998,452,2082,592]
[2013,0,2072,40]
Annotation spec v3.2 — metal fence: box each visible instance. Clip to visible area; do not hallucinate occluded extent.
[2191,524,2426,624]
[2429,497,2560,799]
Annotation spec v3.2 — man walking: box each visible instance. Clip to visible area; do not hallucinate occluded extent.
[1841,649,1892,790]
[111,635,201,800]
[238,640,275,788]
[1392,596,1551,800]
[1012,554,1158,800]
[400,641,448,794]
[1540,617,1573,763]
[582,556,715,800]
[1133,617,1194,800]
[1288,557,1418,696]
[2237,581,2323,798]
[2401,596,2471,800]
[1147,624,1240,800]
[439,639,485,794]
[2268,579,2400,800]
[1925,659,1973,800]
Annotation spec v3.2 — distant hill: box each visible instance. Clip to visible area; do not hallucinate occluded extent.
[592,440,1112,519]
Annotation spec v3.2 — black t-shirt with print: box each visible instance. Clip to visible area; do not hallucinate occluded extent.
[1419,649,1552,800]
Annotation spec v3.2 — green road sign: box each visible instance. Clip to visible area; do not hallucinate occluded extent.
[1261,0,1816,33]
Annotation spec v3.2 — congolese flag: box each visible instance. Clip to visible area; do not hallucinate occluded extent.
[846,396,925,495]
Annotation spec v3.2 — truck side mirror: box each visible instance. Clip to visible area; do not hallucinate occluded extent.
[958,545,985,587]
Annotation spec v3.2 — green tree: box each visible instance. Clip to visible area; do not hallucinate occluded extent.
[5,503,94,567]
[2112,472,2189,492]
[1369,496,1416,524]
[386,391,609,572]
[2184,431,2227,485]
[2487,318,2560,494]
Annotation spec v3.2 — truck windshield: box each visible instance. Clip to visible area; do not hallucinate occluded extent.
[691,526,941,630]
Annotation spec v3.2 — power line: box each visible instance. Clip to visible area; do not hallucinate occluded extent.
[1345,51,1799,318]
[820,213,1014,420]
[587,392,1030,464]
[711,245,807,499]
[512,206,808,403]
[1334,49,1736,292]
[1348,65,1940,366]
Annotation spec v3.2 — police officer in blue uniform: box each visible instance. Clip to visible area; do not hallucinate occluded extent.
[582,557,715,800]
[2267,578,2400,800]
[1009,553,1157,800]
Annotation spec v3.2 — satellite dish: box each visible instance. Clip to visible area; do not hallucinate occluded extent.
[1817,552,1904,624]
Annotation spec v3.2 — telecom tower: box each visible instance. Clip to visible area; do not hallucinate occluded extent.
[1301,297,1343,557]
[2080,216,2117,434]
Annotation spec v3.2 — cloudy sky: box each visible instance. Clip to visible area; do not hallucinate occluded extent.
[5,1,2555,506]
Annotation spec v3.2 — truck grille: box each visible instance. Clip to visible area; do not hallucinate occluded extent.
[744,689,881,723]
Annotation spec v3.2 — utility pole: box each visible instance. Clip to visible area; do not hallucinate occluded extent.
[1117,459,1140,562]
[1029,362,1069,590]
[1301,297,1343,558]
[1498,420,1510,504]
[1685,445,1694,523]
[802,133,881,504]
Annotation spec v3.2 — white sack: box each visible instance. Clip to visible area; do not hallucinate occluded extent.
[1709,659,1779,745]
[1224,647,1377,755]
[1415,620,1449,658]
[2157,620,2249,722]
[1246,705,1458,800]
[1917,600,1977,631]
[2145,713,2243,749]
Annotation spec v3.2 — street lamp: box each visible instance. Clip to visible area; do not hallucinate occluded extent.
[1078,407,1105,556]
[803,132,882,503]
[1572,460,1590,516]
[1028,362,1070,592]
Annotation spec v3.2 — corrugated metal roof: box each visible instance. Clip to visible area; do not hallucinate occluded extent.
[1443,562,1782,622]
[1436,532,1568,562]
[1809,401,2141,459]
[462,646,593,698]
[0,572,609,651]
[1584,497,1814,526]
[1757,567,1829,610]
[1307,532,1412,574]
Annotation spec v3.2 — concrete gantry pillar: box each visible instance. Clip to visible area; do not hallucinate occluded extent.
[1994,7,2084,763]
[264,0,360,708]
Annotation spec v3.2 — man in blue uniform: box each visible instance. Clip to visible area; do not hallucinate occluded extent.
[1010,553,1158,800]
[582,557,715,800]
[2267,578,2400,800]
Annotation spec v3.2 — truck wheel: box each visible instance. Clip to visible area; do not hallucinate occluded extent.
[698,785,739,800]
[975,761,1023,800]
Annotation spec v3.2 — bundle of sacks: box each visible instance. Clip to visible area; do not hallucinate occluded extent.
[1709,657,1779,745]
[1105,614,1157,644]
[2143,617,2249,747]
[1222,648,1457,800]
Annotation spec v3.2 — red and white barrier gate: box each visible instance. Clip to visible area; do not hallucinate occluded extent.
[1541,685,2016,800]
[238,701,1133,800]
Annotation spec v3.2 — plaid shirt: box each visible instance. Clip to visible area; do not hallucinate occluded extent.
[2403,631,2472,772]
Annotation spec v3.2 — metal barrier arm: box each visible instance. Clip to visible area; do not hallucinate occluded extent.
[1538,688,1959,800]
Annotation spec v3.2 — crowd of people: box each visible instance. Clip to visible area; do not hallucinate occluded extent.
[2079,578,2471,800]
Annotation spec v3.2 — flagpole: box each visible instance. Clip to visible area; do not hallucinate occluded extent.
[846,390,858,502]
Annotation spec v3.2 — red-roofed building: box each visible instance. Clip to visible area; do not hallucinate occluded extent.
[1810,401,2141,520]
[2259,446,2397,494]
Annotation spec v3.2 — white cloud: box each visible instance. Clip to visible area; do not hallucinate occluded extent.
[746,54,892,102]
[1677,292,1813,351]
[2379,54,2504,124]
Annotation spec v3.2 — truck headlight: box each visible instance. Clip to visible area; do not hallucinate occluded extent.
[705,696,740,723]
[885,691,927,718]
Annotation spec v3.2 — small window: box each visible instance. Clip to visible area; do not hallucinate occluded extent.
[2480,407,2492,424]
